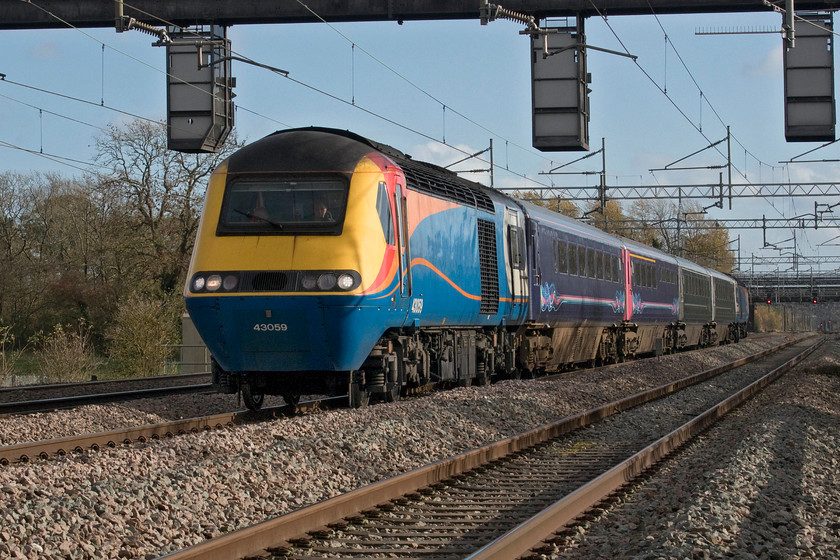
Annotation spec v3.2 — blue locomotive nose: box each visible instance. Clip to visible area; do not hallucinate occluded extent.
[186,294,387,373]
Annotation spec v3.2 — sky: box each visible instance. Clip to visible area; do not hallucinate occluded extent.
[1,6,839,273]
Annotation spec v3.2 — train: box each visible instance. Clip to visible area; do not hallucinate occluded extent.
[183,127,750,410]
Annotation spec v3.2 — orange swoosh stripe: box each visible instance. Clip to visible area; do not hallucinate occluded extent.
[410,258,481,301]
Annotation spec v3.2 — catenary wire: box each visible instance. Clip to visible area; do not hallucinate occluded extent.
[17,0,293,134]
[587,0,793,221]
[0,91,108,132]
[591,0,812,258]
[0,139,113,173]
[15,0,554,189]
[116,0,567,185]
[646,1,780,173]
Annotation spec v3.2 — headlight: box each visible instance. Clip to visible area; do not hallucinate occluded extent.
[223,275,238,291]
[317,273,337,290]
[190,270,359,293]
[337,273,355,290]
[206,274,222,291]
[300,273,318,290]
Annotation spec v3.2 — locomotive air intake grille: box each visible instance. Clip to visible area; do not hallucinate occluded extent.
[399,160,495,214]
[477,219,500,315]
[242,271,293,291]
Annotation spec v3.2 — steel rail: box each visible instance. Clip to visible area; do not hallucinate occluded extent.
[0,383,214,415]
[0,396,345,466]
[468,337,825,559]
[0,371,210,397]
[156,335,812,560]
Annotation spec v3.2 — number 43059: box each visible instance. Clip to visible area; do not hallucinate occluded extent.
[253,323,288,332]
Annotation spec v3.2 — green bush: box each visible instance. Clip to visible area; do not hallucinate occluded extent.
[107,294,180,377]
[37,322,101,383]
[0,325,24,385]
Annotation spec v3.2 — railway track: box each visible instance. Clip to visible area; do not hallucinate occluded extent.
[0,371,211,402]
[156,335,820,560]
[0,334,777,418]
[0,334,779,467]
[0,395,345,466]
[0,372,213,415]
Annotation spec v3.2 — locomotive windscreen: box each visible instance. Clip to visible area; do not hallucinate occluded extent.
[216,175,348,236]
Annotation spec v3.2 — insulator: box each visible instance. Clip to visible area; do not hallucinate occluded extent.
[126,18,170,42]
[495,6,534,27]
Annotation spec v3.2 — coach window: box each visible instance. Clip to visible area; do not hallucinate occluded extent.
[583,248,590,278]
[569,244,578,276]
[557,241,568,273]
[578,246,586,276]
[596,251,604,279]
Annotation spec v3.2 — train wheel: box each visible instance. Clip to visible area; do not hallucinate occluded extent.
[384,368,404,403]
[349,383,370,408]
[282,394,300,406]
[384,381,400,402]
[242,382,264,411]
[349,370,370,408]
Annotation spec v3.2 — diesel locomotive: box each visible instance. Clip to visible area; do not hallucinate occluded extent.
[184,127,749,410]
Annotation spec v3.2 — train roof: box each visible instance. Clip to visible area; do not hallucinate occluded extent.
[233,128,737,283]
[619,236,678,265]
[249,127,507,214]
[226,127,384,176]
[517,200,625,248]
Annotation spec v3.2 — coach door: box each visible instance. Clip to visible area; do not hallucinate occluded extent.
[504,207,528,320]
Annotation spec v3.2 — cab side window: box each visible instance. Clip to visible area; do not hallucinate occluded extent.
[508,225,525,270]
[376,182,395,245]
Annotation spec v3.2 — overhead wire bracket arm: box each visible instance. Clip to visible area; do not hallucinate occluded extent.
[781,137,840,163]
[546,43,637,61]
[648,165,727,171]
[650,136,727,171]
[200,53,289,77]
[445,146,490,169]
[541,147,602,174]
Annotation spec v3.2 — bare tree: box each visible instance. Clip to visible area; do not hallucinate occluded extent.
[0,172,52,339]
[513,191,580,217]
[95,119,243,293]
